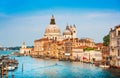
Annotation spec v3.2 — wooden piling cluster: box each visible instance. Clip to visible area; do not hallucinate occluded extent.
[0,55,17,78]
[0,65,8,78]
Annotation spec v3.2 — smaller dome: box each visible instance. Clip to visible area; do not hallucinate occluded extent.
[63,30,72,35]
[63,25,72,35]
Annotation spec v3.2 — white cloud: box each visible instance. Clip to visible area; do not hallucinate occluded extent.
[80,12,120,19]
[85,13,107,18]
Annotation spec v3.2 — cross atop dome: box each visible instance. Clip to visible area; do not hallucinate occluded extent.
[50,15,56,25]
[66,23,69,30]
[52,15,54,19]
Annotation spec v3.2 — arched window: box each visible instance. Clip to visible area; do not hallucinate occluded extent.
[118,31,120,36]
[55,37,57,40]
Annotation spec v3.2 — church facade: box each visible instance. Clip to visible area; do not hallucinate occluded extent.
[20,42,33,56]
[31,15,96,60]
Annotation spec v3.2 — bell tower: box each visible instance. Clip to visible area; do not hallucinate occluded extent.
[72,24,76,38]
[69,24,76,38]
[22,42,26,48]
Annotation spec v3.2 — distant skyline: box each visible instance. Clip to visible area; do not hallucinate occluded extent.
[0,0,120,47]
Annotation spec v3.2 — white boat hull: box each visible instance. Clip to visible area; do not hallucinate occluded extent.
[4,66,15,71]
[99,65,110,68]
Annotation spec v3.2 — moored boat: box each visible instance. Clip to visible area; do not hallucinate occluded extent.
[99,65,110,68]
[4,65,15,71]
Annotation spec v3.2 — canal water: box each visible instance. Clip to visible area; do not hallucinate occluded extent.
[0,50,120,78]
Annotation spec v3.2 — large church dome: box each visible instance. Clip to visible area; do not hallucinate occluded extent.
[44,15,61,40]
[45,15,60,33]
[45,25,60,33]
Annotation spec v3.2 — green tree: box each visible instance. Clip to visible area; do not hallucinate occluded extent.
[83,47,94,51]
[103,34,110,46]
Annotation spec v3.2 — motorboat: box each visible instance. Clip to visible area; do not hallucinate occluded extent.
[4,65,15,71]
[7,66,15,70]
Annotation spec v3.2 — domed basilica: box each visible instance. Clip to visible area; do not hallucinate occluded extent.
[20,15,96,60]
[44,15,76,40]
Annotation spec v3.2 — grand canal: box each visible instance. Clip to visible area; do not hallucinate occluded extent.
[0,50,120,78]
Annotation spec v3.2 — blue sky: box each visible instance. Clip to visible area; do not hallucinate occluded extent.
[0,0,120,47]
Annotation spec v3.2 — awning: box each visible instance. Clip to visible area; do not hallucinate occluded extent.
[82,56,87,59]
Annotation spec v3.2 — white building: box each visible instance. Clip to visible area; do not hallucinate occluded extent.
[72,50,102,62]
[20,42,33,55]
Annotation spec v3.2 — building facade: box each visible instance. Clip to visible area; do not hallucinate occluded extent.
[27,15,98,61]
[20,42,33,56]
[109,25,120,67]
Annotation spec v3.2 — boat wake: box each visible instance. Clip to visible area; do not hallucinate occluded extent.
[26,64,62,72]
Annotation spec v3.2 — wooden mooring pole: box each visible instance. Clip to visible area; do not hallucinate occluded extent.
[12,72,14,78]
[1,66,4,78]
[6,64,8,78]
[22,63,24,72]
